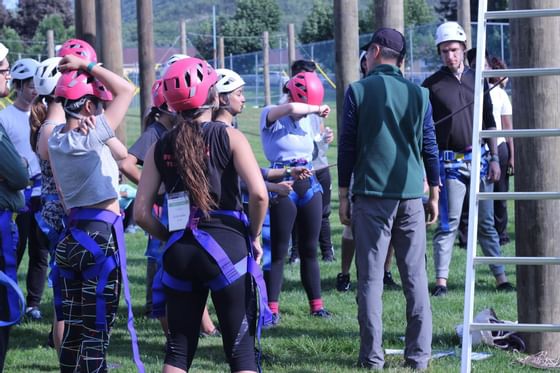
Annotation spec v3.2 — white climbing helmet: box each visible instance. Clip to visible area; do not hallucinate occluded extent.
[10,58,40,80]
[161,53,189,76]
[215,68,245,94]
[33,57,62,96]
[435,21,467,47]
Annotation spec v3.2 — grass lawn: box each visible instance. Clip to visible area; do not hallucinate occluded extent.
[5,104,539,372]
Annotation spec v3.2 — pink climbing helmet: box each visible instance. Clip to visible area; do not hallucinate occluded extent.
[58,38,97,63]
[286,71,324,106]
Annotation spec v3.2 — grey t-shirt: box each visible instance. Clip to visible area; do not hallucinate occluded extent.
[48,114,119,209]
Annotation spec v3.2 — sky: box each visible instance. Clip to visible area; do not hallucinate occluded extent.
[3,0,16,9]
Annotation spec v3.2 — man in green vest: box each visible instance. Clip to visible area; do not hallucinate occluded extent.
[338,28,439,370]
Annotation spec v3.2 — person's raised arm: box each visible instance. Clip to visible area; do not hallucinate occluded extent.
[58,54,135,131]
[106,137,128,161]
[266,102,330,125]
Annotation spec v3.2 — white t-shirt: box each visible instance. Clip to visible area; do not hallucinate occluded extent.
[489,85,512,145]
[260,106,315,164]
[0,104,41,178]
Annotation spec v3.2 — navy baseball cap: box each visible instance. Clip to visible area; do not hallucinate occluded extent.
[360,28,406,57]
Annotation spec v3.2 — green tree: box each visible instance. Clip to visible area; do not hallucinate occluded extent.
[9,0,73,41]
[299,0,334,43]
[405,0,436,26]
[219,0,281,55]
[0,3,9,28]
[0,26,24,55]
[29,14,75,56]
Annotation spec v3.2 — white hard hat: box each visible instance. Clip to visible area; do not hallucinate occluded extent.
[34,57,62,96]
[10,58,40,80]
[0,43,8,61]
[435,21,467,47]
[215,68,245,94]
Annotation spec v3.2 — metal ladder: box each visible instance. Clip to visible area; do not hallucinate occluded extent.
[461,3,560,373]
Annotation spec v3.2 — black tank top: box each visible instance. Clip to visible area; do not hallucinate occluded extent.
[154,121,242,211]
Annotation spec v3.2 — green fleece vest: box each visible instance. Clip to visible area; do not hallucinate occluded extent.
[350,64,429,199]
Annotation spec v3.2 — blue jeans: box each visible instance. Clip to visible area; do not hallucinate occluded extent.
[433,161,505,279]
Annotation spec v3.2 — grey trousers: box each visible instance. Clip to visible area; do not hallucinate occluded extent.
[353,196,432,369]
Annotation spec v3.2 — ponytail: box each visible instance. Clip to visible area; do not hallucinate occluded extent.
[29,95,50,151]
[173,86,218,215]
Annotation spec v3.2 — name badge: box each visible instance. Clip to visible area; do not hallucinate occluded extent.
[167,192,190,232]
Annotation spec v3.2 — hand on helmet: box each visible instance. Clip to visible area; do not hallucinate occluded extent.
[58,55,87,73]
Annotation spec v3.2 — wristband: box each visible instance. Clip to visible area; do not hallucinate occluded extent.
[284,166,292,177]
[86,62,97,73]
[490,154,500,163]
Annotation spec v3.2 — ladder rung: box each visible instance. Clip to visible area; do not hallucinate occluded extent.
[482,67,560,78]
[477,192,560,200]
[474,256,560,265]
[471,322,560,333]
[485,8,560,20]
[480,129,560,138]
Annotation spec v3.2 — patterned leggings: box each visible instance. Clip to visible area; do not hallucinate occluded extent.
[55,220,121,373]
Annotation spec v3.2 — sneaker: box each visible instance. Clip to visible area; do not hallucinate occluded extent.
[287,250,300,264]
[496,282,516,292]
[47,330,54,348]
[321,246,336,262]
[25,306,42,320]
[125,224,139,234]
[199,327,221,338]
[311,308,332,319]
[499,236,511,246]
[336,273,351,292]
[264,312,281,329]
[383,271,401,290]
[431,285,448,297]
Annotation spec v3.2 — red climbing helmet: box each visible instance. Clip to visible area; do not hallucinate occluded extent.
[286,71,324,106]
[161,57,218,112]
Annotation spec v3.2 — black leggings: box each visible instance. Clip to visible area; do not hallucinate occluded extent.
[163,217,257,372]
[266,184,323,303]
[15,196,49,308]
[55,220,121,373]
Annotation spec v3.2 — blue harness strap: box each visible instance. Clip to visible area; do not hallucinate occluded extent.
[54,208,145,373]
[21,175,42,213]
[438,146,488,232]
[0,270,25,327]
[0,211,24,326]
[270,159,323,207]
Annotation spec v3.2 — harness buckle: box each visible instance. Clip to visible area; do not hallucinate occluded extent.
[442,150,455,162]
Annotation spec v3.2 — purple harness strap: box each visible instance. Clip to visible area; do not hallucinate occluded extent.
[152,209,273,338]
[60,208,145,373]
[0,211,24,326]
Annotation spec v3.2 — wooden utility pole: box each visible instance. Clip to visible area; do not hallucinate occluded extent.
[74,0,96,47]
[180,19,187,55]
[375,0,404,32]
[137,0,155,130]
[334,0,359,134]
[47,30,55,58]
[218,36,225,69]
[262,31,271,106]
[457,0,472,49]
[97,0,127,144]
[287,23,296,70]
[511,0,560,356]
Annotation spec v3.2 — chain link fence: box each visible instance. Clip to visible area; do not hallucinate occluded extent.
[129,22,510,109]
